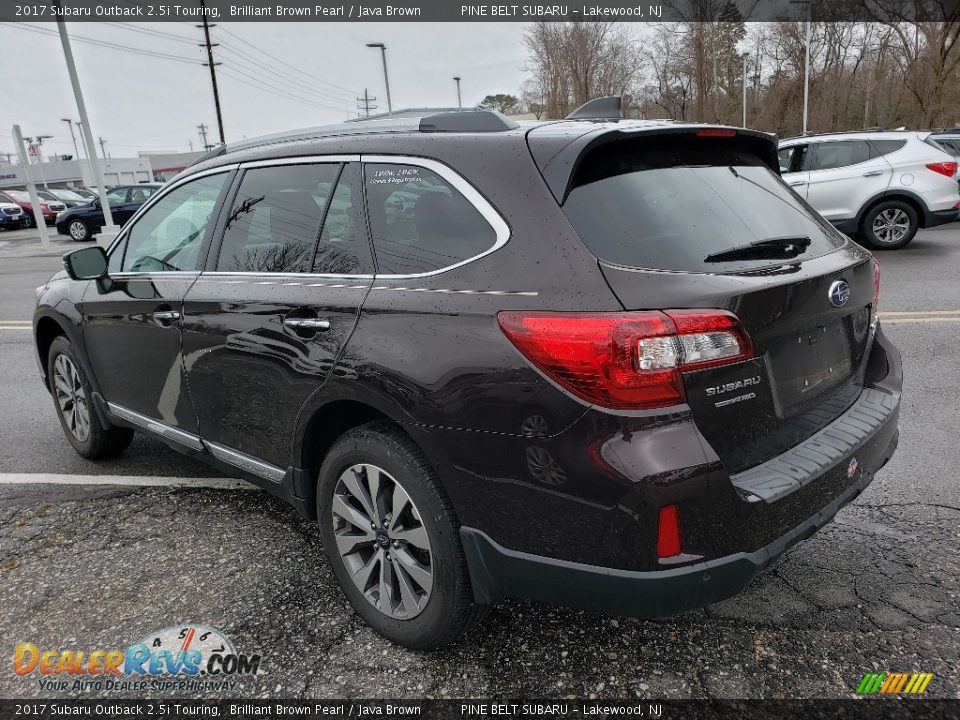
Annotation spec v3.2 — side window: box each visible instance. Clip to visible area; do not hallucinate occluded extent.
[129,186,153,203]
[216,163,339,273]
[365,163,498,275]
[809,141,871,171]
[106,187,128,204]
[778,145,807,174]
[122,172,227,272]
[312,163,373,275]
[870,139,907,157]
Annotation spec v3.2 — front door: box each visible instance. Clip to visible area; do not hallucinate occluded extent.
[181,161,373,473]
[81,171,231,439]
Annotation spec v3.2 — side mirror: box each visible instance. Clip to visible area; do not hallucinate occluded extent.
[63,246,108,281]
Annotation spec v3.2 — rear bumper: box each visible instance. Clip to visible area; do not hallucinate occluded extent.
[463,427,898,616]
[922,207,959,229]
[461,329,902,616]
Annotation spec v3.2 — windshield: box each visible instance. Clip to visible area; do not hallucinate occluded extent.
[562,136,845,273]
[5,191,28,202]
[54,189,86,201]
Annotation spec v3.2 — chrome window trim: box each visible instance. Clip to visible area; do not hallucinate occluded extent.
[109,271,201,280]
[105,164,240,257]
[106,402,204,451]
[204,440,286,483]
[238,154,361,168]
[107,155,510,281]
[361,154,511,279]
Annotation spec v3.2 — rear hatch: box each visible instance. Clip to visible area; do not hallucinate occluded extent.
[536,126,877,473]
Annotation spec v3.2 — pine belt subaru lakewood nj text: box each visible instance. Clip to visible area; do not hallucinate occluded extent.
[33,97,902,648]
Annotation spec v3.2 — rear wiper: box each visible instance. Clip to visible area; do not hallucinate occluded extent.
[704,236,812,263]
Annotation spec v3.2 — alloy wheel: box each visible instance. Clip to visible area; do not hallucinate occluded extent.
[53,354,90,442]
[69,221,87,241]
[872,208,910,245]
[331,463,433,619]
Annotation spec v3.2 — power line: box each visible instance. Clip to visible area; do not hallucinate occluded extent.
[0,22,199,64]
[217,68,347,114]
[214,45,350,111]
[216,25,360,99]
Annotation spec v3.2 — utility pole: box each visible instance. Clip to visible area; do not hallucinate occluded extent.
[197,123,210,149]
[61,118,81,160]
[99,137,108,159]
[356,89,377,118]
[198,0,225,145]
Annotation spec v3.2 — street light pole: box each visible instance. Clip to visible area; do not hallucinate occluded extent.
[453,76,462,110]
[55,12,115,234]
[741,52,749,127]
[61,118,81,160]
[366,43,392,114]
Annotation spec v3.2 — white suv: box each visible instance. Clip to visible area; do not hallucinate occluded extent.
[778,131,960,249]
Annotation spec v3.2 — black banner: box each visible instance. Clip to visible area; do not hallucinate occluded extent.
[1,700,959,720]
[3,0,960,23]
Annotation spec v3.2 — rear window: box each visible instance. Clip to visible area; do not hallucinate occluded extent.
[562,136,844,273]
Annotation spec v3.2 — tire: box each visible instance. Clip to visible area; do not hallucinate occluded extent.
[317,421,486,648]
[859,200,919,250]
[67,219,90,242]
[22,212,35,229]
[47,336,134,459]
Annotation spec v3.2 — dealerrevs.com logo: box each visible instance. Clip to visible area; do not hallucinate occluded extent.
[13,625,262,693]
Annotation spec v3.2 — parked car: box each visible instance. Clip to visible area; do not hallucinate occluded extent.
[40,188,93,208]
[34,102,902,648]
[55,183,161,241]
[778,130,960,249]
[0,200,26,230]
[926,128,960,159]
[71,188,98,201]
[0,189,66,227]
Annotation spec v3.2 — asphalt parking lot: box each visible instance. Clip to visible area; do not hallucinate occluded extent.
[0,225,958,700]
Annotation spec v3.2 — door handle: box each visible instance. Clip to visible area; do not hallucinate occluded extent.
[152,310,181,324]
[789,180,806,186]
[862,170,885,177]
[283,318,331,331]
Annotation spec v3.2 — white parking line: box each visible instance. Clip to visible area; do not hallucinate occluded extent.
[0,473,255,490]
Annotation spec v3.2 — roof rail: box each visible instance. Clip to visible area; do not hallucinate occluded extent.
[418,110,518,132]
[188,111,519,162]
[566,96,623,121]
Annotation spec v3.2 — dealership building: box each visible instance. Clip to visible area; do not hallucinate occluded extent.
[0,156,154,191]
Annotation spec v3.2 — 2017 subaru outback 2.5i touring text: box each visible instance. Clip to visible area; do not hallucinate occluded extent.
[34,99,901,648]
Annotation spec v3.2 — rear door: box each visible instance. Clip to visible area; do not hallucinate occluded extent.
[804,139,892,222]
[181,159,374,475]
[556,131,876,473]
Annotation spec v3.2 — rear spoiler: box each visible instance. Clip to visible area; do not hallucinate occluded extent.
[539,125,780,204]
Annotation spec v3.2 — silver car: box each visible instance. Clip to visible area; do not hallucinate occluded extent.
[779,131,960,249]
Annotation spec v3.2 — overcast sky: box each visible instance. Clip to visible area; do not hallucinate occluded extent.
[0,22,529,159]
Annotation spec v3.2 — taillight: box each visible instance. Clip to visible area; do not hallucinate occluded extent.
[496,309,754,410]
[871,258,881,331]
[657,505,682,558]
[925,161,957,177]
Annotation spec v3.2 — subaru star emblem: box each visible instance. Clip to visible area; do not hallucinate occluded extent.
[828,280,850,307]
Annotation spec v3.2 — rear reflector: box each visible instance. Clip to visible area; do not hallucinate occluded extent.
[696,128,737,138]
[657,505,682,558]
[925,161,958,177]
[497,309,754,410]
